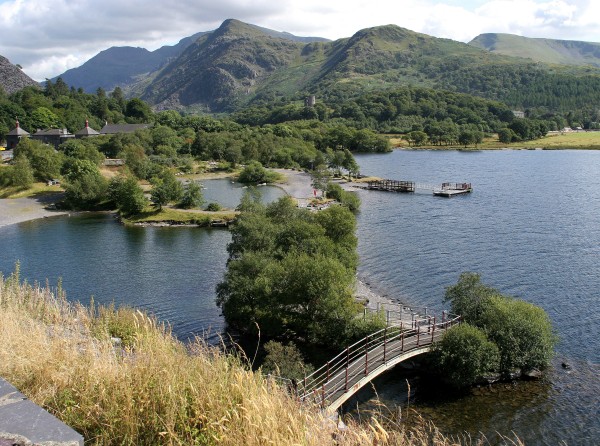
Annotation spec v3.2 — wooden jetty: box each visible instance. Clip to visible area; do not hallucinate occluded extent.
[433,182,472,197]
[365,179,415,192]
[364,179,472,197]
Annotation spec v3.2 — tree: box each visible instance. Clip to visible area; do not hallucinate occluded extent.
[62,159,108,209]
[443,272,498,325]
[498,128,516,144]
[60,139,104,165]
[6,155,34,188]
[150,170,183,210]
[13,138,64,181]
[108,175,147,216]
[406,130,428,147]
[30,107,60,130]
[442,273,557,380]
[238,161,277,184]
[217,196,363,347]
[125,98,152,122]
[432,323,500,388]
[481,296,557,375]
[179,182,205,209]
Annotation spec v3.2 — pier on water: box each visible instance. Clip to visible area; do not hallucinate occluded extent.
[364,180,472,197]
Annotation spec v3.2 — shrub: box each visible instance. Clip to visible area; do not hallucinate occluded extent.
[432,323,500,388]
[205,202,222,211]
[261,341,313,381]
[481,296,557,374]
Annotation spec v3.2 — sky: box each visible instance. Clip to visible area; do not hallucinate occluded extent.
[1,0,599,81]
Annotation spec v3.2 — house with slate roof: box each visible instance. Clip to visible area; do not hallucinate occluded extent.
[75,120,100,139]
[6,120,30,149]
[32,128,75,149]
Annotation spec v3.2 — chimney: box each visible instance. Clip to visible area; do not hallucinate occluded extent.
[15,118,19,129]
[85,119,89,128]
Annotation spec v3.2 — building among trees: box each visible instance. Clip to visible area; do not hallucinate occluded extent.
[6,120,29,149]
[74,120,100,139]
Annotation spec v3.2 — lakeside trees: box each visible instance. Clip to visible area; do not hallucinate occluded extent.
[433,273,557,388]
[217,196,381,350]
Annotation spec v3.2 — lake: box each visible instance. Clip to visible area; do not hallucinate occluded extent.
[0,153,599,445]
[352,149,599,445]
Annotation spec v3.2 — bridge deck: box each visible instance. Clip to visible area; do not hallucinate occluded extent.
[297,314,460,412]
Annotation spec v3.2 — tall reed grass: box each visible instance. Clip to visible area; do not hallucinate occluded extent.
[0,267,522,445]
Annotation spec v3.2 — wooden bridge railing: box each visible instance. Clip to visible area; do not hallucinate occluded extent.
[296,313,461,410]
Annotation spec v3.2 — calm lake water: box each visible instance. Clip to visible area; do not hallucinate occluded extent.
[352,149,600,446]
[0,153,599,445]
[0,179,285,343]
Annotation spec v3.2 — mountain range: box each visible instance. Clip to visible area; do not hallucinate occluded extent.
[469,33,600,67]
[22,20,600,113]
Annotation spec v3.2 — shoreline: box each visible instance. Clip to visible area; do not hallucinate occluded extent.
[0,196,69,228]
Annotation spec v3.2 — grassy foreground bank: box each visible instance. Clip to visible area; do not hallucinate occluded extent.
[0,269,495,446]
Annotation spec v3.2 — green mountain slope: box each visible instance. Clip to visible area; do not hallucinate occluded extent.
[58,19,600,113]
[469,33,600,67]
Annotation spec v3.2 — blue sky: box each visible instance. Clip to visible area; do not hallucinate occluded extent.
[1,0,599,81]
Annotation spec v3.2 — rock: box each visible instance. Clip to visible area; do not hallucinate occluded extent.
[522,369,543,380]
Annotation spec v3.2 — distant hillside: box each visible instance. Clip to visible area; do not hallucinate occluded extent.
[469,33,600,67]
[52,31,208,93]
[0,56,39,94]
[54,22,327,94]
[53,19,600,113]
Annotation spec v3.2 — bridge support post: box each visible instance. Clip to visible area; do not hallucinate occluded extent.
[364,335,369,376]
[431,316,436,343]
[417,325,420,346]
[383,327,387,363]
[345,347,349,391]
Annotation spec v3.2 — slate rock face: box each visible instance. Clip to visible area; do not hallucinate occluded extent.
[0,56,39,95]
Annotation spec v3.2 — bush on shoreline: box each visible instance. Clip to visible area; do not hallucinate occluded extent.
[434,272,557,387]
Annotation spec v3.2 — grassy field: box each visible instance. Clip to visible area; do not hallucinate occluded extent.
[0,269,515,445]
[388,131,600,150]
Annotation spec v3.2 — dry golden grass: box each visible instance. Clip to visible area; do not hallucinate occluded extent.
[0,267,522,445]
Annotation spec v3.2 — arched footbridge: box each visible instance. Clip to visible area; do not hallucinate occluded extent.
[295,309,461,413]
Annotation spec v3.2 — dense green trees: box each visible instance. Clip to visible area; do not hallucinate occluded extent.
[217,196,373,347]
[434,272,557,387]
[108,175,148,216]
[62,159,108,209]
[179,182,205,209]
[0,155,34,189]
[150,170,183,210]
[237,161,280,184]
[432,323,500,388]
[13,138,64,181]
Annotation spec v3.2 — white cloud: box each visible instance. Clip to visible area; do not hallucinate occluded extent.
[0,0,599,81]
